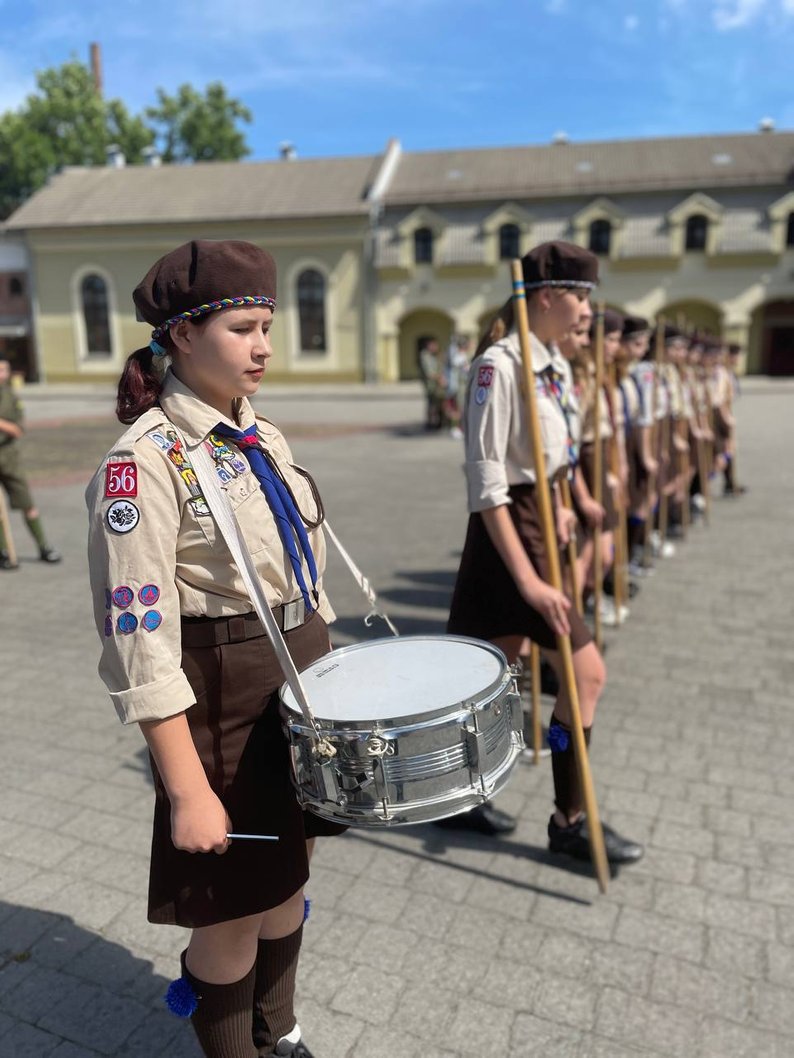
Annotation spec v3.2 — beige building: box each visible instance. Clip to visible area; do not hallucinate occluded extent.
[5,129,794,382]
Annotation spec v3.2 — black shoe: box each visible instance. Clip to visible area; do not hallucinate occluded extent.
[0,549,18,570]
[547,814,643,864]
[667,523,684,540]
[275,1039,315,1057]
[434,802,517,835]
[40,547,62,563]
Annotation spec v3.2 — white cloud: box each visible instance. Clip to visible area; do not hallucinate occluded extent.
[713,0,766,29]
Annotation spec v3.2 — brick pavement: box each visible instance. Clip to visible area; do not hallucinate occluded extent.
[0,381,792,1057]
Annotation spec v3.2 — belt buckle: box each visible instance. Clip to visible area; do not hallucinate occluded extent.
[282,598,305,632]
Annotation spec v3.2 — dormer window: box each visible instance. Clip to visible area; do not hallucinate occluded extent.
[685,214,708,252]
[589,219,612,256]
[414,227,434,264]
[499,223,520,260]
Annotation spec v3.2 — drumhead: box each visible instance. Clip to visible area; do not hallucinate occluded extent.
[281,635,506,723]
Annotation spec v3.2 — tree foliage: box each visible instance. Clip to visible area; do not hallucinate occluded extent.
[0,61,252,220]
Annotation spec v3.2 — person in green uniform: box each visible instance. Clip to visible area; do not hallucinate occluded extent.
[0,359,61,569]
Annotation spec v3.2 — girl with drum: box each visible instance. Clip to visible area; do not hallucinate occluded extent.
[447,241,643,865]
[86,240,343,1058]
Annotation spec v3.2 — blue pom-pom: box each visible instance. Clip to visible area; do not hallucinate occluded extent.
[547,721,570,754]
[149,338,167,357]
[165,975,198,1018]
[303,896,311,923]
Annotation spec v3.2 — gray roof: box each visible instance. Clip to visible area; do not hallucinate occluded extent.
[5,155,380,229]
[383,132,794,204]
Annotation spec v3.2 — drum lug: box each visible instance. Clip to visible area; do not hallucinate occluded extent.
[506,690,523,736]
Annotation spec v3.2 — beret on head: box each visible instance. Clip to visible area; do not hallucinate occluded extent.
[521,240,599,290]
[602,308,624,335]
[728,343,741,355]
[622,314,650,338]
[664,324,684,343]
[134,240,277,340]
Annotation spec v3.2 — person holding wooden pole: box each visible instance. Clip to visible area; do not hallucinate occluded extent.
[445,241,643,869]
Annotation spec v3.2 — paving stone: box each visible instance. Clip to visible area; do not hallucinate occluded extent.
[697,1015,785,1058]
[595,987,701,1057]
[650,953,753,1022]
[509,1013,583,1057]
[0,1021,62,1057]
[614,907,706,962]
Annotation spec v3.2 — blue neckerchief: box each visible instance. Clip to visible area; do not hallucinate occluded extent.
[540,367,579,471]
[212,423,318,610]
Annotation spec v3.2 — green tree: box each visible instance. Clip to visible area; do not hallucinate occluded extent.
[0,60,152,219]
[145,82,252,163]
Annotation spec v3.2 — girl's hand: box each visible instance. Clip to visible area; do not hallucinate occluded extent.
[171,787,232,855]
[582,496,605,529]
[643,456,659,476]
[524,581,571,637]
[555,505,577,546]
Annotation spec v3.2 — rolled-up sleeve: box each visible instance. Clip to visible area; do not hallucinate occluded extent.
[463,359,513,512]
[86,443,194,724]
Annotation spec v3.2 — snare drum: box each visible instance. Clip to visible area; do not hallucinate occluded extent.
[280,635,523,826]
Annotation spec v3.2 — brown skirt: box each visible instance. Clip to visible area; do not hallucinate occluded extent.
[148,611,345,929]
[578,441,618,532]
[447,484,592,653]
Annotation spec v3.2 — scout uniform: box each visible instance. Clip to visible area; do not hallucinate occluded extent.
[0,363,61,568]
[86,241,337,1058]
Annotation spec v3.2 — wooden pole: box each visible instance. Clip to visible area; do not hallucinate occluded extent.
[530,642,542,765]
[510,260,609,893]
[560,477,583,617]
[643,317,664,565]
[607,361,624,626]
[592,305,605,648]
[0,486,17,567]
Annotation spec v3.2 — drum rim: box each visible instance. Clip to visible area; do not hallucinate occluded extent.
[279,634,510,726]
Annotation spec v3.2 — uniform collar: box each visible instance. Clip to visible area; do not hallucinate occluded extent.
[158,369,257,448]
[503,329,554,372]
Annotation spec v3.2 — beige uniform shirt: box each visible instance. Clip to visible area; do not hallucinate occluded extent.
[462,330,569,512]
[86,371,334,725]
[708,365,733,408]
[580,366,614,445]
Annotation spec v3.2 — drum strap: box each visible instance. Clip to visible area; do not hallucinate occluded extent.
[189,437,337,760]
[321,519,399,638]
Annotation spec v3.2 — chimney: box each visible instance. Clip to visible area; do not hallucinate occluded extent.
[279,141,297,161]
[551,130,570,145]
[758,116,775,133]
[105,144,126,168]
[141,145,162,167]
[90,42,103,95]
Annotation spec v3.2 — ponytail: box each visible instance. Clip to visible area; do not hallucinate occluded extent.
[473,298,514,361]
[116,345,165,424]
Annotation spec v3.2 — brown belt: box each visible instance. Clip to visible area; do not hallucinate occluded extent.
[181,599,307,648]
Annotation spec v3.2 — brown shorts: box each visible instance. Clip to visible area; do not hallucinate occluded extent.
[447,484,593,653]
[578,441,618,532]
[0,444,33,510]
[148,611,345,929]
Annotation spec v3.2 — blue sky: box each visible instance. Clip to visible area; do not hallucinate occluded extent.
[0,0,792,160]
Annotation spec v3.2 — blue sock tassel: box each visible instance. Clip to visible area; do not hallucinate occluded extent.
[165,975,198,1018]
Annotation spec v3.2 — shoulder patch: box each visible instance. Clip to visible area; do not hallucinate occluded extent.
[106,500,140,534]
[477,365,494,389]
[105,462,137,498]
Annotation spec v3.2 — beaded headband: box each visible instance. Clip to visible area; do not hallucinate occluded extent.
[149,295,277,356]
[523,279,597,291]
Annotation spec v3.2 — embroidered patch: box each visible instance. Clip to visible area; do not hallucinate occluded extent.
[139,584,160,606]
[104,588,112,610]
[188,496,211,517]
[142,610,163,632]
[104,615,113,637]
[215,465,233,485]
[111,585,134,609]
[477,365,494,388]
[475,386,489,406]
[147,430,176,452]
[117,612,138,634]
[106,500,140,534]
[105,461,138,498]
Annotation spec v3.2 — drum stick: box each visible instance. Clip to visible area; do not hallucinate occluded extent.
[643,319,664,565]
[560,477,583,616]
[530,641,542,765]
[0,486,16,567]
[510,260,609,893]
[592,305,605,648]
[226,833,279,841]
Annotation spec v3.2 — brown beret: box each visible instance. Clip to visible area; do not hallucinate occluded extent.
[728,343,741,355]
[521,240,599,290]
[602,308,624,335]
[622,315,650,338]
[134,240,277,339]
[664,324,685,343]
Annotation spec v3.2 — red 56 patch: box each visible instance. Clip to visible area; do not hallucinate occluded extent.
[477,365,494,388]
[105,461,138,498]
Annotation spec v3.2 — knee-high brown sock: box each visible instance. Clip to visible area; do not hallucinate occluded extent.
[252,925,303,1054]
[181,951,258,1058]
[549,714,592,820]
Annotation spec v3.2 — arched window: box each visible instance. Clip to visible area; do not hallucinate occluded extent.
[9,276,23,296]
[589,219,612,256]
[499,223,521,260]
[685,214,708,251]
[786,212,794,248]
[297,269,327,354]
[414,227,434,264]
[81,274,112,357]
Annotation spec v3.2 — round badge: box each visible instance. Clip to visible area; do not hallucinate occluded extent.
[139,584,160,606]
[117,612,138,634]
[111,586,134,609]
[142,610,162,632]
[475,386,488,406]
[106,500,140,534]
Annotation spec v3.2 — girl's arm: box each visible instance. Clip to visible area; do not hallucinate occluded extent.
[141,713,231,854]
